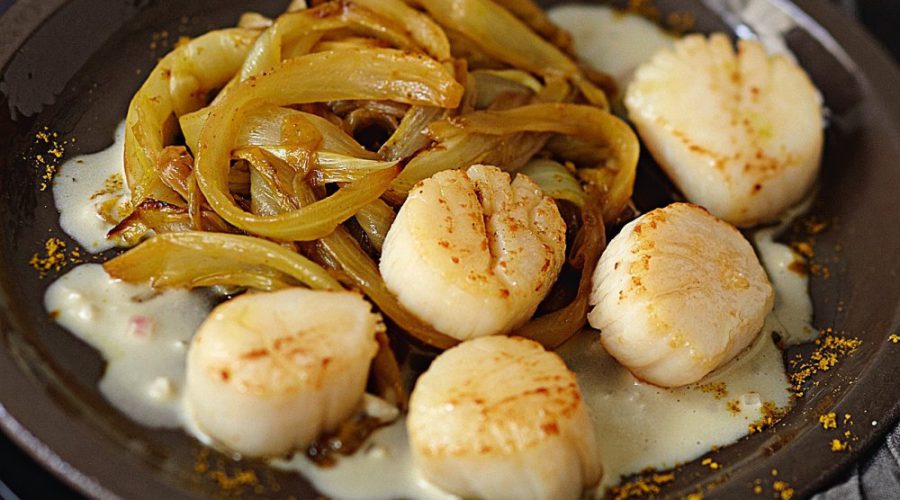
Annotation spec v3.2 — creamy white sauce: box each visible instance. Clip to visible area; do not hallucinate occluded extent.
[52,121,128,253]
[566,328,788,491]
[41,6,822,499]
[548,5,674,92]
[753,209,816,345]
[45,264,211,428]
[274,421,454,500]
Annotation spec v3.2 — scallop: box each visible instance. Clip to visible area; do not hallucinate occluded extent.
[380,164,566,340]
[185,288,380,457]
[625,33,823,226]
[588,203,774,387]
[408,335,601,499]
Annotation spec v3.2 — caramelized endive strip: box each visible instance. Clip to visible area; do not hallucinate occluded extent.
[354,199,396,253]
[519,158,586,208]
[311,154,401,185]
[317,227,459,351]
[125,28,259,206]
[195,49,462,241]
[414,0,607,107]
[240,0,445,80]
[107,199,231,246]
[258,109,376,159]
[156,146,194,201]
[387,131,548,202]
[379,105,444,161]
[183,105,378,160]
[515,189,606,349]
[237,148,303,216]
[427,103,639,223]
[378,61,470,162]
[472,69,542,109]
[104,232,341,291]
[491,0,573,52]
[351,0,450,60]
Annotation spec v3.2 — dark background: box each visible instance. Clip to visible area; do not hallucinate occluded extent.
[0,0,898,499]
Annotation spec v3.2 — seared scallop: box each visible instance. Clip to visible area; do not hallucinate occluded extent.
[625,33,823,226]
[588,203,774,387]
[408,336,601,499]
[380,164,566,340]
[185,288,380,457]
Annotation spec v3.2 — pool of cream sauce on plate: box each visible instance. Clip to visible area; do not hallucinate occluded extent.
[44,5,817,498]
[52,121,129,253]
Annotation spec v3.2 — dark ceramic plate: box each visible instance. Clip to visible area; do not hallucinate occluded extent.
[1,0,899,498]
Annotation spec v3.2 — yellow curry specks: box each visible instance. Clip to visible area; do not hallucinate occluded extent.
[773,480,795,500]
[610,470,676,499]
[752,479,763,494]
[701,457,721,470]
[207,470,259,491]
[29,238,80,277]
[788,328,861,396]
[819,412,837,430]
[748,401,787,434]
[194,447,265,493]
[698,381,728,400]
[819,410,857,452]
[726,399,741,415]
[31,127,72,191]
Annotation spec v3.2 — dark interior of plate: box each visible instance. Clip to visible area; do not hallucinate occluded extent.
[0,0,898,498]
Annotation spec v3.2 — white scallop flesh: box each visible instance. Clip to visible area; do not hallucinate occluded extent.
[588,203,774,387]
[185,288,380,457]
[408,336,601,499]
[380,164,566,341]
[625,33,823,227]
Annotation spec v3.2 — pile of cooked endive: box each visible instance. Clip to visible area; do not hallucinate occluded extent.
[93,0,823,497]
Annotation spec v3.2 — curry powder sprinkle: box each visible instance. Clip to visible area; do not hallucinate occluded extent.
[831,439,849,452]
[748,401,787,434]
[789,329,861,395]
[698,382,728,400]
[701,457,721,470]
[773,480,795,500]
[29,238,73,277]
[610,470,677,499]
[32,127,71,191]
[819,412,837,430]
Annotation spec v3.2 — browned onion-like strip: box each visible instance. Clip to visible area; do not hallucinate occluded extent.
[354,199,396,253]
[195,48,462,241]
[107,199,230,246]
[425,103,638,223]
[156,146,193,201]
[387,130,548,202]
[491,0,574,52]
[351,0,450,61]
[415,0,607,107]
[514,188,606,349]
[105,231,342,291]
[241,0,446,80]
[378,106,443,161]
[238,148,303,216]
[317,226,459,351]
[125,29,259,207]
